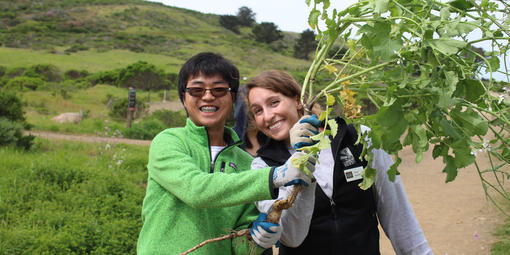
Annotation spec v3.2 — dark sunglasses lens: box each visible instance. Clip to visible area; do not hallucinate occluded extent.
[187,88,229,97]
[188,88,205,97]
[211,88,229,97]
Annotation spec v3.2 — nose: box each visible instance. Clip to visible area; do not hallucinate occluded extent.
[262,107,274,123]
[201,89,215,100]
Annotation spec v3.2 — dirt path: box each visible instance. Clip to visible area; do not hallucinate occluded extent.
[379,147,507,255]
[27,130,507,254]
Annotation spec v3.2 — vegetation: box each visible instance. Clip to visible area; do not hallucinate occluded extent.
[293,29,318,60]
[0,90,34,149]
[0,139,148,254]
[252,22,283,44]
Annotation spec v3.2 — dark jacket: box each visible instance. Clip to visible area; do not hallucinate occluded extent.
[257,117,380,255]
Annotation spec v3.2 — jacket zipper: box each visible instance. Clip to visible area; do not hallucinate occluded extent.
[330,198,340,233]
[206,127,242,173]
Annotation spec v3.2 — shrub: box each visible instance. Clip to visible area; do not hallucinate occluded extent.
[23,64,62,82]
[219,15,240,34]
[0,117,34,150]
[109,98,146,120]
[64,69,89,80]
[252,22,283,44]
[0,90,26,123]
[4,76,46,91]
[88,70,120,86]
[150,109,186,128]
[122,119,166,140]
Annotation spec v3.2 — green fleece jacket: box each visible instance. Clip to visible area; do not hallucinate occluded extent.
[137,119,274,255]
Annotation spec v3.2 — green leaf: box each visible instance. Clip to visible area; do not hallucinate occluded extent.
[359,166,376,190]
[308,9,321,29]
[450,108,488,136]
[425,38,467,55]
[451,139,475,168]
[448,0,474,10]
[487,56,501,72]
[326,94,336,106]
[327,119,338,138]
[442,156,458,183]
[432,143,448,159]
[372,21,403,60]
[292,154,313,176]
[386,156,401,182]
[372,0,389,14]
[454,79,485,104]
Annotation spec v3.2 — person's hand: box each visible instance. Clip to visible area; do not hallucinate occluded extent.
[250,213,282,249]
[272,152,314,187]
[289,114,320,149]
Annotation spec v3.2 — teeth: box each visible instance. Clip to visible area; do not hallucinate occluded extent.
[200,106,218,112]
[269,121,282,130]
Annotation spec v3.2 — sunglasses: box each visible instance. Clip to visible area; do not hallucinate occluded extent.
[185,87,232,97]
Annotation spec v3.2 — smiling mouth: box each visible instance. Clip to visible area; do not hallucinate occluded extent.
[268,120,283,130]
[200,106,218,113]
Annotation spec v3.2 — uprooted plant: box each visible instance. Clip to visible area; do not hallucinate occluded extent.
[181,0,510,253]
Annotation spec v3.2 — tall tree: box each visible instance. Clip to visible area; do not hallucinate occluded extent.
[293,29,317,60]
[219,15,240,34]
[236,6,255,27]
[118,61,166,102]
[252,22,282,44]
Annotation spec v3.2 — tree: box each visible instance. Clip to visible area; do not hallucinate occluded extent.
[118,61,167,102]
[219,15,240,34]
[293,29,318,60]
[252,22,283,44]
[236,6,255,27]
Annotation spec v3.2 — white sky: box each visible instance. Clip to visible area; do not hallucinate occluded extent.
[148,0,358,33]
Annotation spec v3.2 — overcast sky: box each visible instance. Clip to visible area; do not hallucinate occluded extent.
[147,0,357,33]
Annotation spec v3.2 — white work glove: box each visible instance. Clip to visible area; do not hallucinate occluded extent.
[272,152,315,188]
[250,213,282,249]
[289,114,320,149]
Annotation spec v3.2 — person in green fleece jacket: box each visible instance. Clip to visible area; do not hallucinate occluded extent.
[137,52,315,255]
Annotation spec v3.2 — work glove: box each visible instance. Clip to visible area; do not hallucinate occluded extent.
[250,213,282,249]
[290,114,320,149]
[272,152,315,188]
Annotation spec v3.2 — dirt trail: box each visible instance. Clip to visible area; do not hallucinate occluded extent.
[379,147,507,255]
[27,129,507,255]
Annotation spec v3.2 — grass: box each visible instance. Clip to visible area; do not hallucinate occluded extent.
[0,138,149,254]
[492,217,510,254]
[0,47,183,74]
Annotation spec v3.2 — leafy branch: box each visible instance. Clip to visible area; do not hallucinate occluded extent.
[299,0,509,208]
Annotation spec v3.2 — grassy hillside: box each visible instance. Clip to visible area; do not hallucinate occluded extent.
[0,0,310,78]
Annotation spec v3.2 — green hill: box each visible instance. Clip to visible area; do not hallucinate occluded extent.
[0,0,310,77]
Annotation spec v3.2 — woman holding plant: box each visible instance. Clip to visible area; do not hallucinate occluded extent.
[243,70,433,255]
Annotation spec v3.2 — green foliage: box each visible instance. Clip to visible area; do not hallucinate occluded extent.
[0,139,149,254]
[293,29,317,60]
[252,22,283,44]
[22,64,61,82]
[0,90,26,123]
[492,217,510,254]
[64,69,90,80]
[4,76,46,91]
[123,119,166,140]
[219,15,240,34]
[236,6,255,27]
[109,97,146,120]
[0,91,34,149]
[118,61,167,91]
[150,109,187,128]
[303,0,510,208]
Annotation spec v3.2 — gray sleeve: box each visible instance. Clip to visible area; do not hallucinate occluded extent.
[373,149,433,255]
[251,156,316,247]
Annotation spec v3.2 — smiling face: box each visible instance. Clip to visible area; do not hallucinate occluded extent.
[182,73,233,133]
[248,87,302,142]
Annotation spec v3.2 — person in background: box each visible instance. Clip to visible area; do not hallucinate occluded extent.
[233,85,261,156]
[136,54,316,254]
[243,70,433,255]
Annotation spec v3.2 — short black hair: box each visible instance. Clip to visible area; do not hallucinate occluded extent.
[178,52,239,103]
